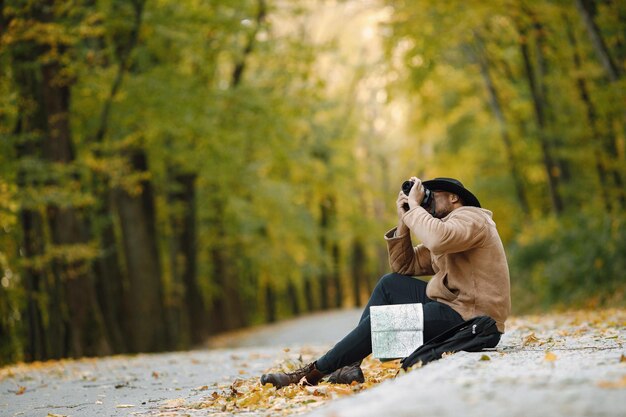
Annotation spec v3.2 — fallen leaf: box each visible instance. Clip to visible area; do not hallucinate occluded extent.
[620,354,626,363]
[523,332,540,346]
[161,398,186,409]
[479,354,491,361]
[544,351,558,362]
[598,375,626,389]
[380,360,400,369]
[152,371,159,379]
[16,386,26,395]
[47,414,68,417]
[237,390,263,407]
[327,385,352,397]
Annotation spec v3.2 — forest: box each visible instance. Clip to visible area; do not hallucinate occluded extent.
[0,0,624,365]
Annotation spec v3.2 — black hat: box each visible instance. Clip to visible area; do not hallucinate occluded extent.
[422,177,481,208]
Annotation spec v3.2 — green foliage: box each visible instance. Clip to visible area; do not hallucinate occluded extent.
[382,0,626,314]
[509,212,626,311]
[0,0,625,364]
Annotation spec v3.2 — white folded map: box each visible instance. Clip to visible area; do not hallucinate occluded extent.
[370,303,424,360]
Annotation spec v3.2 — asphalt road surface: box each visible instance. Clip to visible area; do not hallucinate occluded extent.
[1,308,625,417]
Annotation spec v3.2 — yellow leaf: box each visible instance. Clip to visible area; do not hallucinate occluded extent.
[327,385,352,397]
[479,354,491,361]
[544,351,557,362]
[237,391,263,408]
[597,375,626,389]
[16,386,26,395]
[161,398,186,409]
[523,332,540,346]
[620,354,626,363]
[380,360,400,369]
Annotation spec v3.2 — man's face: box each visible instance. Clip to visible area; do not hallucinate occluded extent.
[428,191,456,219]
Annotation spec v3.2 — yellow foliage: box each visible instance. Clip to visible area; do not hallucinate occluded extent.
[168,353,401,416]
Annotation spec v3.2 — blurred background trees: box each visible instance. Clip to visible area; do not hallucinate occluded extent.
[0,0,623,364]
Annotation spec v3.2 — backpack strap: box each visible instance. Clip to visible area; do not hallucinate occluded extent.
[400,316,499,370]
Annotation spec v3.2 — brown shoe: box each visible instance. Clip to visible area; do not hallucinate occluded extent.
[326,362,365,384]
[260,362,326,389]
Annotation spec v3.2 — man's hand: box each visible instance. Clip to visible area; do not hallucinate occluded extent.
[407,177,425,210]
[395,190,409,235]
[395,176,425,236]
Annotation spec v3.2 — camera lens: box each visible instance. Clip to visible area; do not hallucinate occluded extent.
[401,180,414,196]
[401,180,433,211]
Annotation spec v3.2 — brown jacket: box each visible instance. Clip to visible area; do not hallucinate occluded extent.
[385,206,511,332]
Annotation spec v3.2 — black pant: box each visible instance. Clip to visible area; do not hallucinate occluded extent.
[315,273,464,374]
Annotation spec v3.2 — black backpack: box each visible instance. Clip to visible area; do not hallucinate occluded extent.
[401,316,501,370]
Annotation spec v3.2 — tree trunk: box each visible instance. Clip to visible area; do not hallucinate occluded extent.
[331,243,342,308]
[264,283,276,323]
[574,0,626,173]
[11,7,111,357]
[574,0,621,82]
[92,189,128,352]
[287,281,301,316]
[13,74,50,361]
[473,34,530,216]
[351,239,366,307]
[40,61,111,357]
[563,13,615,211]
[304,275,316,312]
[318,199,332,310]
[114,148,166,352]
[168,172,206,344]
[517,18,564,214]
[231,0,267,88]
[208,193,245,332]
[85,0,146,354]
[19,209,48,361]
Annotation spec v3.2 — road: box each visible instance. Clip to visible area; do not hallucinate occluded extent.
[0,309,360,417]
[1,308,625,417]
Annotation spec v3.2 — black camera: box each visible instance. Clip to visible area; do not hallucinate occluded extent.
[401,180,432,211]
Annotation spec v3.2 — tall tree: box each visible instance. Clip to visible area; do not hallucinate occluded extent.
[563,13,615,211]
[575,0,622,82]
[471,32,531,216]
[515,9,564,214]
[8,0,111,357]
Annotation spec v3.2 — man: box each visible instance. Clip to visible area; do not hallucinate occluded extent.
[261,177,511,388]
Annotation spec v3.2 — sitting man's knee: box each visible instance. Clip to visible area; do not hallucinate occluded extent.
[376,272,404,289]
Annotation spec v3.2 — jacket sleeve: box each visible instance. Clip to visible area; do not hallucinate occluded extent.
[401,207,487,255]
[384,228,435,276]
